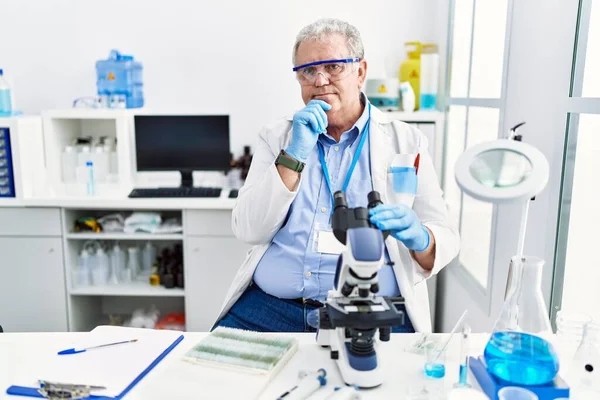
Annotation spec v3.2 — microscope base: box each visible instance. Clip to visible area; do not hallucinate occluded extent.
[318,327,384,388]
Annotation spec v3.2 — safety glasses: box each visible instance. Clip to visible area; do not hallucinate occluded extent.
[293,58,360,85]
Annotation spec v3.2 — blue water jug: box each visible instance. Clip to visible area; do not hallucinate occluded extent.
[96,50,144,108]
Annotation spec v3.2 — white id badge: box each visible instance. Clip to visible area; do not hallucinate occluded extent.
[314,223,346,255]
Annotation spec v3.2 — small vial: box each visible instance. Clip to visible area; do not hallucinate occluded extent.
[86,161,95,196]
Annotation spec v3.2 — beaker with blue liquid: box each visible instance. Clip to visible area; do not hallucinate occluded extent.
[484,256,560,386]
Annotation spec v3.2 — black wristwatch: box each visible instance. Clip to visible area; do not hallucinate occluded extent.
[275,150,305,172]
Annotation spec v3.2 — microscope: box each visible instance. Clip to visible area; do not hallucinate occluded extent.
[315,190,406,388]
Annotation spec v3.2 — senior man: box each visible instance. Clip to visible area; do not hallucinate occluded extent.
[214,18,459,333]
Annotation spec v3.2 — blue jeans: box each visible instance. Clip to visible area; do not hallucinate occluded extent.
[213,282,415,333]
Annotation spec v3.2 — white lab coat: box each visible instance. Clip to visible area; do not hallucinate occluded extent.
[216,106,460,332]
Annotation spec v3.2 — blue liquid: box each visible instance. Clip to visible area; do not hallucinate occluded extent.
[419,93,437,110]
[424,363,445,378]
[0,89,11,115]
[484,331,559,385]
[459,364,468,384]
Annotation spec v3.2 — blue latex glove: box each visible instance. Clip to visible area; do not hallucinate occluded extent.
[285,99,331,162]
[369,204,430,252]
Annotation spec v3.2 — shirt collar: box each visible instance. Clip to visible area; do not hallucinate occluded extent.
[321,92,369,145]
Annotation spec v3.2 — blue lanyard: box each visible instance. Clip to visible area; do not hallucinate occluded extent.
[317,103,371,210]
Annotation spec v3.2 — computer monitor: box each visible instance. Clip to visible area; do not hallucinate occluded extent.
[134,115,230,188]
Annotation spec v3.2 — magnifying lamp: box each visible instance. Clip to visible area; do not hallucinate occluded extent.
[454,123,549,259]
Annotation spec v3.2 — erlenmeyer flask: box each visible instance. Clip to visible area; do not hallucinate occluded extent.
[567,322,600,394]
[484,256,559,385]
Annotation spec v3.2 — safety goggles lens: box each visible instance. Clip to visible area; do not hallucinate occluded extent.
[293,58,359,85]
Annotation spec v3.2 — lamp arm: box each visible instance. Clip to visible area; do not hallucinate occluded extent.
[516,198,531,259]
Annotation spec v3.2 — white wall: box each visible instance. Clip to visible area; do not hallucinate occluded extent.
[0,0,437,156]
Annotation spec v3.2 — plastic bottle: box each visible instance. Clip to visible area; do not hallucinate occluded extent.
[91,247,109,285]
[103,137,118,178]
[109,242,126,284]
[61,145,78,183]
[420,44,439,110]
[73,248,91,288]
[0,69,12,116]
[92,145,109,183]
[399,42,422,109]
[400,81,416,112]
[142,242,157,273]
[96,50,144,109]
[127,247,141,279]
[77,145,92,182]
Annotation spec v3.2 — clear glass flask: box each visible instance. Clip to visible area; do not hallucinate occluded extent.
[567,321,600,394]
[483,256,560,385]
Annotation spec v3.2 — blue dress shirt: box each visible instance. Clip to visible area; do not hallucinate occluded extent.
[253,100,400,301]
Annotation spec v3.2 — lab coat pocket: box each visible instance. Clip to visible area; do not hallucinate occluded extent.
[387,153,418,209]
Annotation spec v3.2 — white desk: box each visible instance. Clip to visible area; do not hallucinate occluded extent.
[0,332,493,400]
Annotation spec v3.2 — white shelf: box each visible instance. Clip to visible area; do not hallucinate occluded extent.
[381,110,444,123]
[66,232,184,240]
[42,108,133,119]
[21,196,236,210]
[70,282,184,297]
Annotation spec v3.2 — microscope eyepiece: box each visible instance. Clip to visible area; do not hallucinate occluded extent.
[334,191,348,210]
[367,191,383,209]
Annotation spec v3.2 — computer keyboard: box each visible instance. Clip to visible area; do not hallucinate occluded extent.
[128,187,222,198]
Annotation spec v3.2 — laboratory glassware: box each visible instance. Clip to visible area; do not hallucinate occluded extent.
[454,324,471,388]
[567,321,600,394]
[0,69,12,116]
[424,342,446,378]
[556,310,592,364]
[86,161,95,196]
[497,387,538,400]
[484,256,559,386]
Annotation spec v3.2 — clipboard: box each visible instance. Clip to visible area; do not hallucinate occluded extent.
[5,326,184,399]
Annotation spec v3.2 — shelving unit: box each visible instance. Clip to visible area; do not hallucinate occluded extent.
[70,282,184,297]
[66,232,184,240]
[41,109,136,198]
[61,207,187,331]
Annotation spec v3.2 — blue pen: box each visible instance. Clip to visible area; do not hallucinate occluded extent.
[58,339,138,355]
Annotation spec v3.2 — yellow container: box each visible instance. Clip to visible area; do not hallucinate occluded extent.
[399,42,422,109]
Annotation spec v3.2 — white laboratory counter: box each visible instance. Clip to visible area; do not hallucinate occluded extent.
[0,331,491,400]
[0,190,238,210]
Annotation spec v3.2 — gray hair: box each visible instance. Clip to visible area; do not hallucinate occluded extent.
[292,18,365,66]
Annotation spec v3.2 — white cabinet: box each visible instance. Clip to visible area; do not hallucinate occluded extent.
[0,237,67,332]
[185,237,250,331]
[184,209,250,331]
